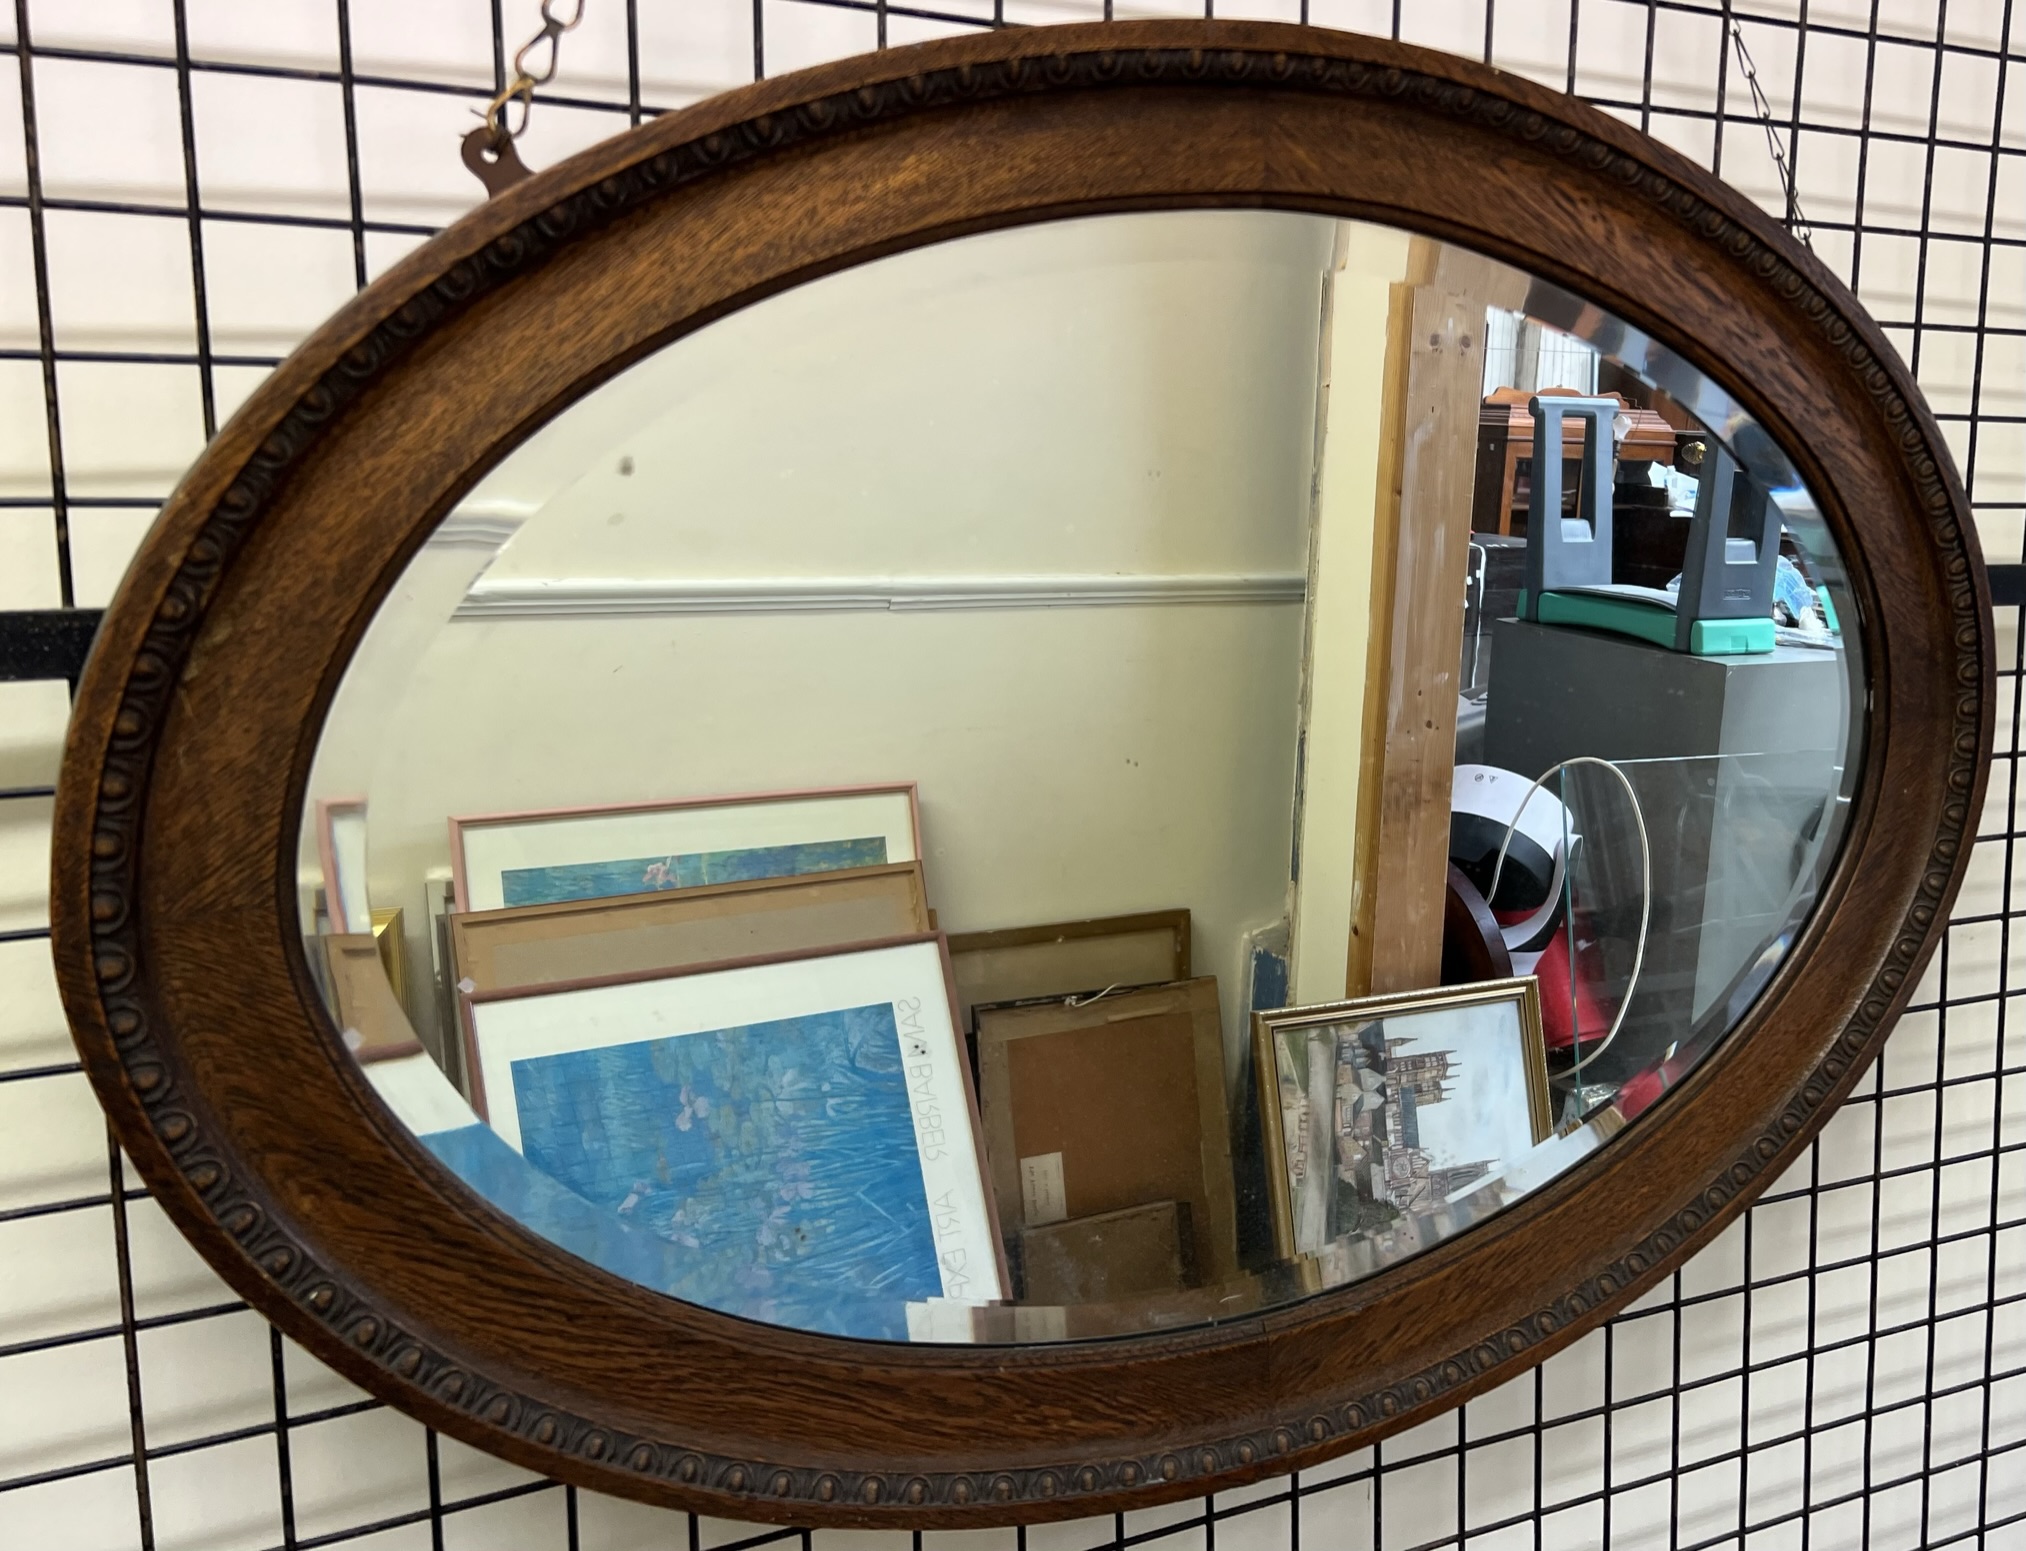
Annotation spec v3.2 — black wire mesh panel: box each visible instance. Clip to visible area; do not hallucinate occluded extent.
[0,2,2019,1548]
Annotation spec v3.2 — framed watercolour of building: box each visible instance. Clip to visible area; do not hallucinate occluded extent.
[459,934,1003,1338]
[1255,979,1551,1260]
[449,783,922,913]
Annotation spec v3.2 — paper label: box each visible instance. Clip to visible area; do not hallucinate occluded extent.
[1020,1151,1068,1226]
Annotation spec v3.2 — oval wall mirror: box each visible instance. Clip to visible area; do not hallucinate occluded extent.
[53,18,1990,1527]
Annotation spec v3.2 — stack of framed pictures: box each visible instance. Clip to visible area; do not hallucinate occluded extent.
[423,783,1249,1326]
[949,910,1243,1306]
[431,785,997,1336]
[330,776,1562,1338]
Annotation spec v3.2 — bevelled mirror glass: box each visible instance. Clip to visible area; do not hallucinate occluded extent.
[297,209,1862,1343]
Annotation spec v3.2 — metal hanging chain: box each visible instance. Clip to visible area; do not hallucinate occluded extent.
[462,0,586,195]
[1727,19,1814,250]
[481,0,587,145]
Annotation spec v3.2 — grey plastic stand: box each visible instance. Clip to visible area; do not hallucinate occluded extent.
[1521,395,1618,619]
[1674,445,1780,652]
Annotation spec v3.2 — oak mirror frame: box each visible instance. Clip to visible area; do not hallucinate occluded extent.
[52,18,1991,1528]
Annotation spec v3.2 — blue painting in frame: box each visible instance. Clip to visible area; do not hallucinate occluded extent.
[506,1001,939,1336]
[500,835,887,907]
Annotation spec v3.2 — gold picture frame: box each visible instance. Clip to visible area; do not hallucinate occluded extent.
[1253,977,1551,1260]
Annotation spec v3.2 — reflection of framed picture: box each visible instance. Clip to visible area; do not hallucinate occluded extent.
[947,909,1190,1033]
[315,796,373,933]
[448,783,922,912]
[975,977,1237,1285]
[1254,978,1550,1259]
[322,928,421,1063]
[461,935,1005,1334]
[449,862,930,997]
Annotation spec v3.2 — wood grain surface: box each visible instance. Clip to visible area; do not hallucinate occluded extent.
[49,18,1990,1527]
[1362,265,1491,995]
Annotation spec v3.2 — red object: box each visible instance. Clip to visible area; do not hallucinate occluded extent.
[1617,1021,1726,1121]
[1615,1061,1671,1121]
[1495,908,1610,1053]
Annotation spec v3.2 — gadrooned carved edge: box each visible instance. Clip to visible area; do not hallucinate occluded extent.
[78,39,1984,1516]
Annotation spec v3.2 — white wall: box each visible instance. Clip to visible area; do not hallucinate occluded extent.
[318,211,1338,1064]
[3,4,2022,1551]
[470,212,1333,584]
[1288,223,1412,1005]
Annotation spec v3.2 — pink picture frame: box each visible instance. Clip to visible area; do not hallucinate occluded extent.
[314,795,372,934]
[446,781,924,914]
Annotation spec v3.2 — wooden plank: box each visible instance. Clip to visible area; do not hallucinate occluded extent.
[1366,283,1493,992]
[1341,270,1417,997]
[1351,239,1511,994]
[1406,239,1532,305]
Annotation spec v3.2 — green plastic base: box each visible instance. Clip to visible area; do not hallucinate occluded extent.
[1520,590,1777,656]
[1684,613,1777,655]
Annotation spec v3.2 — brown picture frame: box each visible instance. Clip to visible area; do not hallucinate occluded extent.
[447,861,930,998]
[946,909,1191,1032]
[322,930,423,1065]
[50,19,1988,1527]
[976,978,1238,1288]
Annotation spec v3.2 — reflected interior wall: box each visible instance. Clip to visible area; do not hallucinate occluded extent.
[311,210,1344,1071]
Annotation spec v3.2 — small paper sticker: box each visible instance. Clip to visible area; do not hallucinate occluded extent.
[1020,1151,1067,1226]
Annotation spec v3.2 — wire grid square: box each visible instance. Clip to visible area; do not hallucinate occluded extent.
[1,3,2024,1549]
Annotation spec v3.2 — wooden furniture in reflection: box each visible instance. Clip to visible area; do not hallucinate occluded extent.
[1440,864,1514,986]
[1473,385,1678,535]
